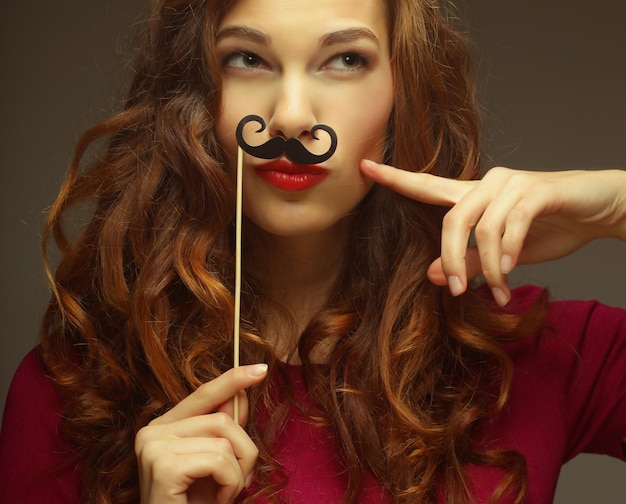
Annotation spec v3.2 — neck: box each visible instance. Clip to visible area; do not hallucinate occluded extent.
[250,221,349,308]
[245,217,352,359]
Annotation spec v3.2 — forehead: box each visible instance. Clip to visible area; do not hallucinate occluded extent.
[218,0,389,41]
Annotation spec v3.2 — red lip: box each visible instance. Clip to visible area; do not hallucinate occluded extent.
[254,159,329,192]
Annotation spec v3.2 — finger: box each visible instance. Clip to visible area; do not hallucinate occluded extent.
[426,258,447,286]
[438,206,474,294]
[428,249,511,306]
[186,446,246,504]
[139,414,258,470]
[472,195,529,306]
[150,449,244,504]
[427,250,483,287]
[499,183,558,270]
[146,432,257,484]
[194,413,258,477]
[218,390,251,426]
[154,364,268,424]
[437,168,517,297]
[360,159,475,206]
[360,159,478,296]
[473,173,565,306]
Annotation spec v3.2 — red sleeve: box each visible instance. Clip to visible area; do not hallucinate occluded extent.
[0,348,83,503]
[549,297,626,460]
[467,287,626,503]
[509,285,626,461]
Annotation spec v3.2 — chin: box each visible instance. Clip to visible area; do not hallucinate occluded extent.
[254,221,333,238]
[246,212,354,240]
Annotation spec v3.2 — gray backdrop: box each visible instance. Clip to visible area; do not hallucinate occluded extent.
[1,1,624,502]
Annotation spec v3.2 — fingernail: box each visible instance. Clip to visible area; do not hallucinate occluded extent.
[247,363,268,377]
[361,159,377,169]
[491,287,510,307]
[448,275,464,296]
[361,159,381,175]
[500,254,514,274]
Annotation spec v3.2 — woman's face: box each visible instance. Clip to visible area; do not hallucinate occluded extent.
[215,0,394,238]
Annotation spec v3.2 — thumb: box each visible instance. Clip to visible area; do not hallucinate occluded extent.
[427,248,483,291]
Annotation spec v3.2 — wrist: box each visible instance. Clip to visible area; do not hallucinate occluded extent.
[607,170,626,241]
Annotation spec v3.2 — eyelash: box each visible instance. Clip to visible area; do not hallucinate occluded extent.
[324,52,371,72]
[222,51,267,71]
[221,50,371,74]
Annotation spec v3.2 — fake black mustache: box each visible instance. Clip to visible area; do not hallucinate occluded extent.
[235,114,337,165]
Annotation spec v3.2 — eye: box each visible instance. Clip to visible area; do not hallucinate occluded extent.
[324,52,370,72]
[223,51,267,71]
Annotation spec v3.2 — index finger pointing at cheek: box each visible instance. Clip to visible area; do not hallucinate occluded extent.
[360,159,475,207]
[153,364,268,425]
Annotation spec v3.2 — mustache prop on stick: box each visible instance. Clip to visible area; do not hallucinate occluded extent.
[236,114,337,164]
[231,115,338,425]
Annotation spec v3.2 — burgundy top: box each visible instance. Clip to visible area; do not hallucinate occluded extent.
[1,286,625,503]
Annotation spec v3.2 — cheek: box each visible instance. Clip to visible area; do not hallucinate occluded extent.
[346,78,393,160]
[346,103,392,162]
[215,90,249,161]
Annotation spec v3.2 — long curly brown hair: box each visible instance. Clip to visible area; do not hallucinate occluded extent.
[40,0,546,502]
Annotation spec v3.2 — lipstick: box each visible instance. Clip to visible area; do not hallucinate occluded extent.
[254,159,329,192]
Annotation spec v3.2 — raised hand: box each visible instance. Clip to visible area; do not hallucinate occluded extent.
[361,160,626,306]
[135,364,268,504]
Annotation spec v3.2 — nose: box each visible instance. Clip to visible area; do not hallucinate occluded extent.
[267,73,317,140]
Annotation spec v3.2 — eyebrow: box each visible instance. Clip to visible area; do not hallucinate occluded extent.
[216,26,270,45]
[216,26,380,48]
[320,28,380,48]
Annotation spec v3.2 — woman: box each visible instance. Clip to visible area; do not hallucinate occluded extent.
[1,0,624,503]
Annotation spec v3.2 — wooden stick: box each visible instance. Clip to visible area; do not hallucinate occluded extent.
[233,146,243,425]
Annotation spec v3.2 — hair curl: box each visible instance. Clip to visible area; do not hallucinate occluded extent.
[41,1,546,503]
